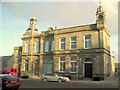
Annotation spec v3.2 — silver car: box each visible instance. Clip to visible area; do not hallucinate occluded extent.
[42,73,70,83]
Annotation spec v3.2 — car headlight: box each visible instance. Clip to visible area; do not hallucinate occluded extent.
[65,78,70,81]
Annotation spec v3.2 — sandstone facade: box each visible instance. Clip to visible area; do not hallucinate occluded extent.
[13,5,115,80]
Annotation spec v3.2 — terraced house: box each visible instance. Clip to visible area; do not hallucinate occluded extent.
[13,4,115,80]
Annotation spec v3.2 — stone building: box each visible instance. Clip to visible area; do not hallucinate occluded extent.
[13,5,114,80]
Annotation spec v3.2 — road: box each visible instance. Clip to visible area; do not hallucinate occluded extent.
[19,79,119,89]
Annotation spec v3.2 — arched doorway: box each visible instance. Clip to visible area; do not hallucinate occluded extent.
[84,58,92,78]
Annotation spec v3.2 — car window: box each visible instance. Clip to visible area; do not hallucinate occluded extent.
[50,73,53,76]
[3,75,17,80]
[44,73,53,76]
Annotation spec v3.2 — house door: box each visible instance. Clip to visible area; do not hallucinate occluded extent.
[84,58,92,78]
[34,63,39,72]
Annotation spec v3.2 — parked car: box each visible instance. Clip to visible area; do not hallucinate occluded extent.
[42,73,70,83]
[0,74,20,90]
[2,68,18,77]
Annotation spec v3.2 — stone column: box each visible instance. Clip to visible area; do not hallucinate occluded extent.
[79,57,84,79]
[54,56,59,73]
[93,56,100,78]
[39,55,43,74]
[65,55,70,74]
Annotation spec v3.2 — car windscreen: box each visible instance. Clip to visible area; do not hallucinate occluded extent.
[44,73,54,76]
[3,75,17,80]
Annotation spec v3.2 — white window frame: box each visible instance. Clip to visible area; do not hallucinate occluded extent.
[70,36,77,49]
[70,57,77,73]
[59,57,65,73]
[59,38,66,50]
[35,41,40,52]
[84,35,91,49]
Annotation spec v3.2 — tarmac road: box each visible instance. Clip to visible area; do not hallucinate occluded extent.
[19,79,118,88]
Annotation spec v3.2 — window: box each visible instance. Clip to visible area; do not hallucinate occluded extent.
[70,57,77,72]
[45,41,49,52]
[60,57,65,72]
[60,38,66,50]
[25,60,29,71]
[85,35,91,49]
[71,36,76,49]
[26,42,30,52]
[35,41,40,52]
[51,41,54,52]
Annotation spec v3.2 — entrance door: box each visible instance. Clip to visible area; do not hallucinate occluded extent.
[34,63,39,72]
[85,62,92,78]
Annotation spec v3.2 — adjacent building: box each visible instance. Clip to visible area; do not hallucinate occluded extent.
[13,5,115,80]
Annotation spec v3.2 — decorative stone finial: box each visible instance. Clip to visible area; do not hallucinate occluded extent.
[99,0,101,6]
[97,0,104,13]
[31,16,37,20]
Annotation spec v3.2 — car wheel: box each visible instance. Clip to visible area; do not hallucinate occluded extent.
[44,78,47,82]
[58,79,62,83]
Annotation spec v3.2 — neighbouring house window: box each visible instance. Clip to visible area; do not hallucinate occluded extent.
[45,41,49,52]
[60,38,66,50]
[71,57,77,72]
[51,41,54,52]
[35,41,40,52]
[71,36,77,49]
[26,42,30,52]
[85,35,91,49]
[60,57,65,72]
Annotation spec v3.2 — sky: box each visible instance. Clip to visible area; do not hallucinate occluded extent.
[0,0,119,62]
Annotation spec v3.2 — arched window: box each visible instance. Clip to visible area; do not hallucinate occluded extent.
[45,41,49,52]
[51,41,54,52]
[35,41,40,52]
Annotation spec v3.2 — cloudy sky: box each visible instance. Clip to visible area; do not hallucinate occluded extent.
[0,0,119,62]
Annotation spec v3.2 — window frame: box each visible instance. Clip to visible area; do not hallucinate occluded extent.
[70,36,77,49]
[84,35,92,49]
[59,57,65,73]
[45,41,49,52]
[26,42,30,53]
[70,57,77,73]
[51,41,54,52]
[59,38,66,50]
[35,41,40,52]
